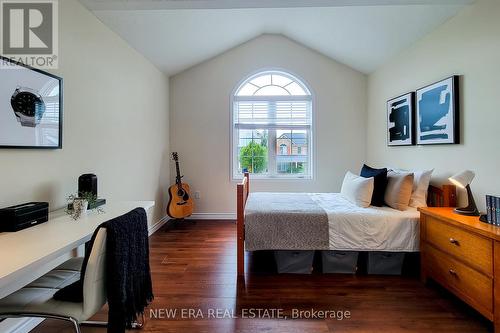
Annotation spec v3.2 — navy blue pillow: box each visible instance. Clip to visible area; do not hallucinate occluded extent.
[360,164,388,207]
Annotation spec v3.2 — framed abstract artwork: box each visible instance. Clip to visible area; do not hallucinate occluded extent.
[416,76,459,145]
[387,92,415,146]
[0,56,63,149]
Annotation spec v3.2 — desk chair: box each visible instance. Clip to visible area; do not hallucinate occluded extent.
[0,228,107,333]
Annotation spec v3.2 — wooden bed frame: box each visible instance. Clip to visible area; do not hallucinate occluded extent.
[236,172,456,277]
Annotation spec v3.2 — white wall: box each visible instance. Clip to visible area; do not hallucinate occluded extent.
[0,0,170,225]
[366,0,500,210]
[170,34,367,215]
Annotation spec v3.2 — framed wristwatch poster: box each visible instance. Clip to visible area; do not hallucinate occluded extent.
[0,56,62,149]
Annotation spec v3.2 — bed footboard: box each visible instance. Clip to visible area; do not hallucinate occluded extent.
[237,172,249,277]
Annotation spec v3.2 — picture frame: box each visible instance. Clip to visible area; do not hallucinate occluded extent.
[0,56,63,149]
[416,76,459,145]
[387,92,415,146]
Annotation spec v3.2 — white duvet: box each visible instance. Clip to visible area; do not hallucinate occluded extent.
[310,193,420,252]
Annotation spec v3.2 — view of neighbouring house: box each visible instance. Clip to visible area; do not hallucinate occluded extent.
[276,132,308,174]
[237,130,309,176]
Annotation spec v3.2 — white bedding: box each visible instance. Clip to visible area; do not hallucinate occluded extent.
[310,193,420,252]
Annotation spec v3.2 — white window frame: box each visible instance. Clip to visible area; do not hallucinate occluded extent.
[230,69,315,181]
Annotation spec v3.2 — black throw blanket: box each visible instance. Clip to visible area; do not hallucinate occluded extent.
[106,207,154,332]
[54,208,154,333]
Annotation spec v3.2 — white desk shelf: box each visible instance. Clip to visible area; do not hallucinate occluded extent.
[0,201,155,299]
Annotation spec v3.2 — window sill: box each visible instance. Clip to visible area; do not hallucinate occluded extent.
[231,175,313,182]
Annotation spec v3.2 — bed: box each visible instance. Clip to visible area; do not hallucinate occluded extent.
[236,172,457,276]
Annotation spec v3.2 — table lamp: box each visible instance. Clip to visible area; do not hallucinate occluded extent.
[449,170,480,216]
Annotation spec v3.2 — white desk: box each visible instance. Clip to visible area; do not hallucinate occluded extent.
[0,201,155,299]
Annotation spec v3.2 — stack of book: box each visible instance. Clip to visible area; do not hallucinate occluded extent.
[486,195,500,225]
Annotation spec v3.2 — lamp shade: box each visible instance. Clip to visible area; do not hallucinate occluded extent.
[449,170,475,189]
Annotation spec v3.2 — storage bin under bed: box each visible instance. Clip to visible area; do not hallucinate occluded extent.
[367,251,405,275]
[321,250,359,274]
[274,250,314,274]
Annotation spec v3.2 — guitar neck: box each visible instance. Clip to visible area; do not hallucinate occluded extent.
[175,161,182,184]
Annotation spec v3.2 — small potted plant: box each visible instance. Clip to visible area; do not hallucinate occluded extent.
[66,192,103,220]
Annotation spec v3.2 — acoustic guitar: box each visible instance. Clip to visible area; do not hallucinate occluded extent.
[167,152,194,219]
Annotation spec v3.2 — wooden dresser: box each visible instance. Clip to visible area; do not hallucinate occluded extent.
[419,207,500,331]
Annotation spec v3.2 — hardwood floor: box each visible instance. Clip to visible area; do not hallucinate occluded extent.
[32,220,492,332]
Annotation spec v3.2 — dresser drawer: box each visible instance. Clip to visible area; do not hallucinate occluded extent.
[425,245,493,318]
[425,216,493,276]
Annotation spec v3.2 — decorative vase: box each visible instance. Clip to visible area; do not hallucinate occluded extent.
[73,199,88,219]
[81,200,88,215]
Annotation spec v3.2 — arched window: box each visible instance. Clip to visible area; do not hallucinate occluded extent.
[232,70,312,179]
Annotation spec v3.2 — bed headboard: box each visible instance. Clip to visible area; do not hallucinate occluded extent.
[427,184,457,207]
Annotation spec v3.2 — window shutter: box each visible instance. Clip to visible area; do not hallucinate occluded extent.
[234,99,311,130]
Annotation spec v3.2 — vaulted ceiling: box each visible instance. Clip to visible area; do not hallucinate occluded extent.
[79,0,473,76]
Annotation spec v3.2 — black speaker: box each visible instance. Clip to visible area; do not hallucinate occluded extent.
[78,174,98,197]
[0,202,49,232]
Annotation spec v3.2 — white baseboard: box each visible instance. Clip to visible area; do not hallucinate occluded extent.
[0,318,43,333]
[187,213,236,220]
[148,215,170,235]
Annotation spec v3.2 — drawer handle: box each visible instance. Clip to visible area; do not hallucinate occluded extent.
[449,269,458,276]
[449,238,460,245]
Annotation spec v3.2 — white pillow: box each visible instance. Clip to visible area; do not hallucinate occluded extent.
[392,168,434,208]
[341,171,374,208]
[409,169,434,208]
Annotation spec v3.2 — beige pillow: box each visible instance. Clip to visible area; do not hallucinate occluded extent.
[340,171,374,208]
[384,171,414,211]
[393,168,434,208]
